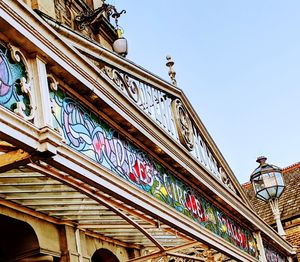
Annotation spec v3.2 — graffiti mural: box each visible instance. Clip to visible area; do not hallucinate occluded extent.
[50,87,258,258]
[0,43,33,119]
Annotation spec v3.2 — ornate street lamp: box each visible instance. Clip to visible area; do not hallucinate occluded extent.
[250,156,286,238]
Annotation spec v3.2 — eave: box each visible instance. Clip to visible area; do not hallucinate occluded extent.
[0,0,296,259]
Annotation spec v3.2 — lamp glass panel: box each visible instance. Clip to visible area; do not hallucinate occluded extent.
[257,189,269,201]
[257,194,267,201]
[276,186,284,198]
[275,172,284,186]
[266,187,277,199]
[262,173,277,187]
[253,180,265,192]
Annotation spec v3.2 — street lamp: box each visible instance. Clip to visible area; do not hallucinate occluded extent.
[250,156,286,238]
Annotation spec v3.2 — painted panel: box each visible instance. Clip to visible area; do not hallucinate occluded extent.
[264,243,288,262]
[0,43,31,117]
[50,87,258,257]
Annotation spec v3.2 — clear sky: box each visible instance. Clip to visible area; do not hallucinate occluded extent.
[112,0,300,183]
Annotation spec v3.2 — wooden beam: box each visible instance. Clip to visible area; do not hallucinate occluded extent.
[0,149,31,173]
[0,140,15,152]
[18,255,53,262]
[166,252,206,261]
[127,241,204,262]
[127,250,167,262]
[0,198,69,226]
[30,163,166,251]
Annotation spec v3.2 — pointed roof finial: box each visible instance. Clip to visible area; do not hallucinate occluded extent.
[166,55,177,86]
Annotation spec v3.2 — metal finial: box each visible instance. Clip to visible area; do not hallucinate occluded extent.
[166,55,177,86]
[256,156,267,164]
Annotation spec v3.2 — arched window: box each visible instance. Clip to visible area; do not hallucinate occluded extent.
[92,248,120,262]
[0,215,40,262]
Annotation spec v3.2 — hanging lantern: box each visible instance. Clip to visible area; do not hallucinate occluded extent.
[113,28,128,57]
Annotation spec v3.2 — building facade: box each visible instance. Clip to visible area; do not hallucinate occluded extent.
[243,162,300,261]
[0,0,296,261]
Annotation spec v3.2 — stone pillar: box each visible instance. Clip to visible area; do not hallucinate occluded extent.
[254,232,267,262]
[31,55,53,129]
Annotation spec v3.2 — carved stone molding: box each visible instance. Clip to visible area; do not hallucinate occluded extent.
[172,99,194,151]
[47,74,58,92]
[8,44,35,121]
[219,167,237,194]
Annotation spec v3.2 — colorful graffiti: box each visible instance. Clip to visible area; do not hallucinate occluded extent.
[264,244,287,262]
[0,43,29,116]
[50,87,258,257]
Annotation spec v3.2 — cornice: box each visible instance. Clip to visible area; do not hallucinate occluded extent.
[36,12,181,97]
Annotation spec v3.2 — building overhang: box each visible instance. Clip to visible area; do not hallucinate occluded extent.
[0,0,296,261]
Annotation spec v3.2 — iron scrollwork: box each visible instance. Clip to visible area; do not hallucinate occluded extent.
[75,3,126,32]
[103,66,140,103]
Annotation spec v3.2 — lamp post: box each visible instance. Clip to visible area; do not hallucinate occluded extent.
[250,156,286,239]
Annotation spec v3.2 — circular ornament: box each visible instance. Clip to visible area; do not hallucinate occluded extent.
[172,99,194,151]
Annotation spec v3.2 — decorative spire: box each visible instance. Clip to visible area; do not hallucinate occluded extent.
[166,55,177,86]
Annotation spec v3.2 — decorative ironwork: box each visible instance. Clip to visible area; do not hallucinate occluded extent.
[172,99,194,151]
[103,65,177,137]
[75,2,126,32]
[104,66,140,103]
[0,42,35,120]
[102,65,238,194]
[50,85,258,257]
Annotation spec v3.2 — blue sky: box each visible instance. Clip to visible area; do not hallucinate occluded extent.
[112,0,300,183]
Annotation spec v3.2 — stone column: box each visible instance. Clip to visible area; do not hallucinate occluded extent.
[254,231,267,262]
[31,55,53,129]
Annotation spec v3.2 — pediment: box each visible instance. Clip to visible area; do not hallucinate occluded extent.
[40,14,251,208]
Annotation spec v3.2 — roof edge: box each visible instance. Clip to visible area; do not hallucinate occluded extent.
[283,161,300,173]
